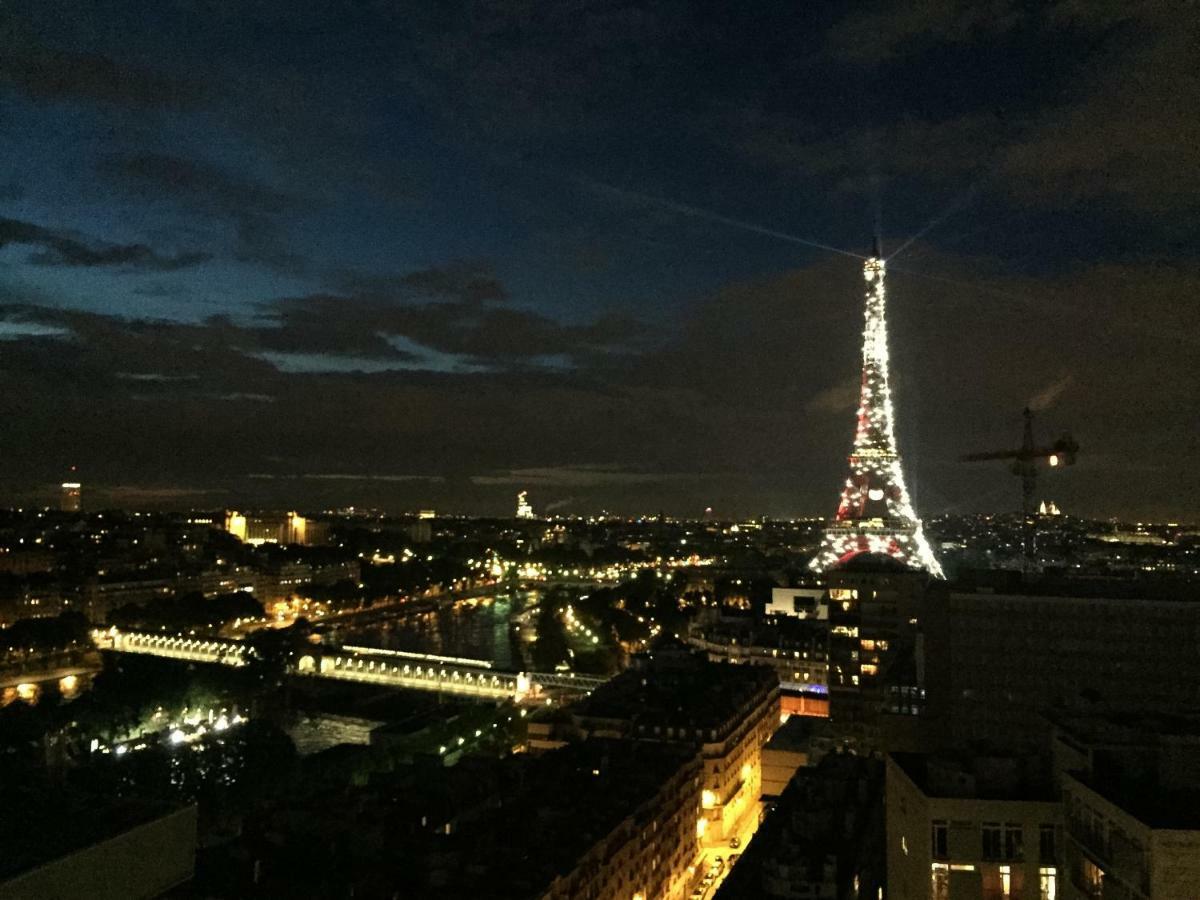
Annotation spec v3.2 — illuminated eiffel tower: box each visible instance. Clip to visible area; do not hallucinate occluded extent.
[810,244,943,577]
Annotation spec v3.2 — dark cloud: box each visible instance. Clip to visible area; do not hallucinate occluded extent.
[99,153,311,273]
[825,0,1027,63]
[805,376,861,415]
[393,1,697,142]
[0,41,205,109]
[0,2,1194,518]
[0,217,211,271]
[102,153,300,217]
[334,262,508,305]
[249,473,444,483]
[1028,374,1074,412]
[268,265,642,366]
[471,465,722,488]
[809,1,1199,213]
[0,248,1197,518]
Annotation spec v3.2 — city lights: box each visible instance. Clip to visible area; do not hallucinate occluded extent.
[0,8,1191,899]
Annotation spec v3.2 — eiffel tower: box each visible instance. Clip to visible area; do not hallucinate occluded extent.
[811,243,943,577]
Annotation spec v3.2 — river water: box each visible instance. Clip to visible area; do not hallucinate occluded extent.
[334,590,537,671]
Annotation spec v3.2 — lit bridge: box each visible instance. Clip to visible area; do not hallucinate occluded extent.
[93,629,606,702]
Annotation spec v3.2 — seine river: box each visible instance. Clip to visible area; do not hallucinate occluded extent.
[332,590,537,671]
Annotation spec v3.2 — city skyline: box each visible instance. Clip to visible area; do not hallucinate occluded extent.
[4,7,1199,900]
[2,2,1197,519]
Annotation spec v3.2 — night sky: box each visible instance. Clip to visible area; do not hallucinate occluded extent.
[1,1,1196,518]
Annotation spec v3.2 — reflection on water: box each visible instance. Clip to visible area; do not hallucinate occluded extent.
[340,591,535,670]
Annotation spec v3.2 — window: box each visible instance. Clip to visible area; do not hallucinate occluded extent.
[982,823,1002,860]
[1039,866,1057,900]
[930,863,949,900]
[1080,859,1103,897]
[1039,824,1056,863]
[931,820,949,860]
[1004,823,1024,861]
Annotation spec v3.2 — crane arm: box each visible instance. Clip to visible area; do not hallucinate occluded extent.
[960,448,1021,462]
[961,437,1078,465]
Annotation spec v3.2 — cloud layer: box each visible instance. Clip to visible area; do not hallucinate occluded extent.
[0,1,1196,519]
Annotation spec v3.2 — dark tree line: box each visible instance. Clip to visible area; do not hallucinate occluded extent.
[108,591,264,632]
[0,611,91,655]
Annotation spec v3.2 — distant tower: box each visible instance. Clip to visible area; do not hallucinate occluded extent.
[516,491,535,520]
[810,249,943,577]
[60,467,82,513]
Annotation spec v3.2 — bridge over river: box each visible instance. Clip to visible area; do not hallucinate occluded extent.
[93,628,606,703]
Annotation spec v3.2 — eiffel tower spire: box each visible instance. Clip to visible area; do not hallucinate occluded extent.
[811,250,943,577]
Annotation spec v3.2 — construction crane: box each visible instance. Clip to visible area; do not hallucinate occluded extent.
[961,408,1079,518]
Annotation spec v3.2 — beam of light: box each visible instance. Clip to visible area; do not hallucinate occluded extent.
[885,265,1046,310]
[577,177,867,261]
[885,179,987,263]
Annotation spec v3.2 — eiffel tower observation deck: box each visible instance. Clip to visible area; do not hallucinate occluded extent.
[811,247,943,578]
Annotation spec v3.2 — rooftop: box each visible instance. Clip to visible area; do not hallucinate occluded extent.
[1051,707,1200,829]
[434,738,698,898]
[572,649,778,735]
[890,752,1055,803]
[717,753,884,898]
[0,781,183,880]
[1053,707,1200,745]
[1068,768,1200,830]
[764,715,822,753]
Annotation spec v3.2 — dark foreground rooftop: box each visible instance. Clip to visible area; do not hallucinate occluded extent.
[572,647,777,735]
[433,738,698,898]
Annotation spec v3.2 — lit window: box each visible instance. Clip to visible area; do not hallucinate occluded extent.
[931,864,949,900]
[1081,857,1105,893]
[1039,866,1057,900]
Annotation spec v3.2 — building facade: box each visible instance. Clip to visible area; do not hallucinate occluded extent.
[886,753,1062,900]
[922,588,1200,749]
[573,649,780,845]
[1051,710,1200,899]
